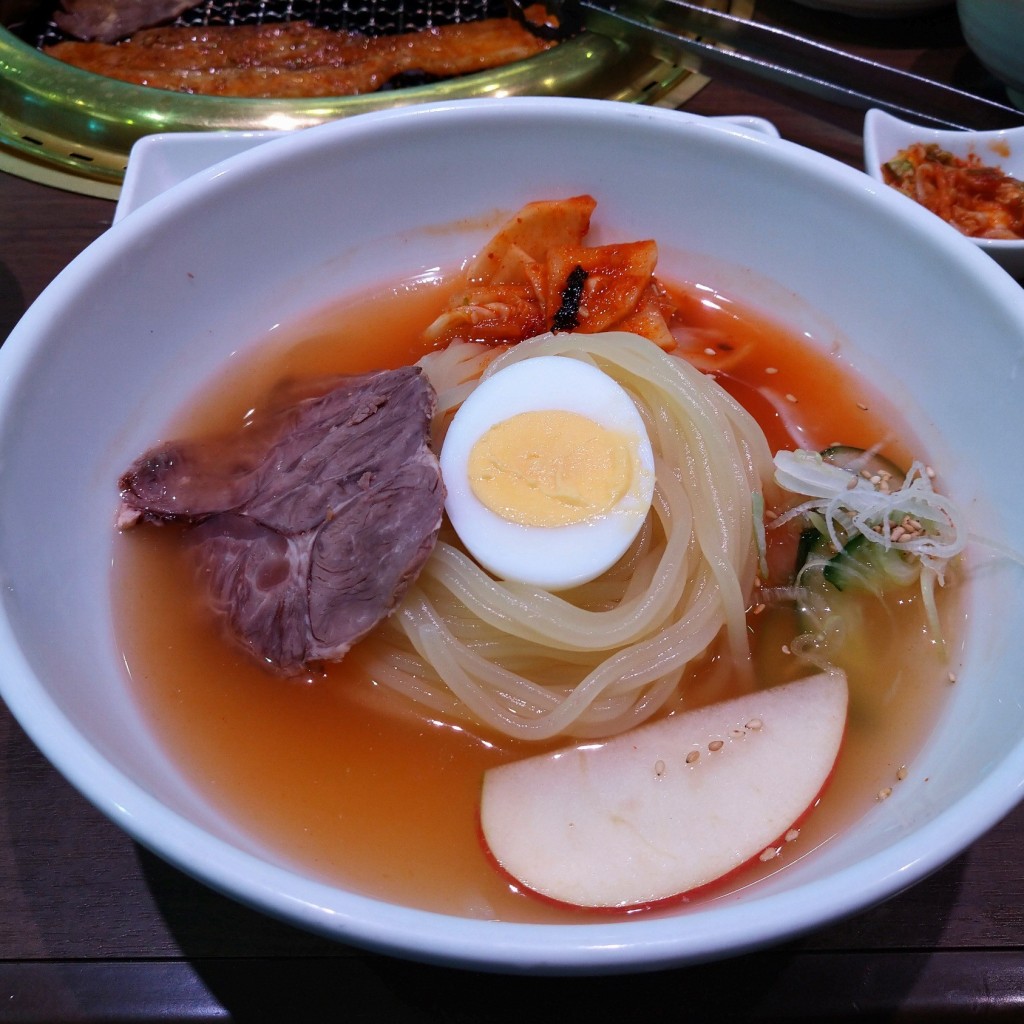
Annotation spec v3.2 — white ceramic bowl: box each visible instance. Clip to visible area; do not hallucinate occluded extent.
[864,107,1024,278]
[2,97,1024,974]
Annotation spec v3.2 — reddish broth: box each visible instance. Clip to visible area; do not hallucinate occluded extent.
[113,272,958,922]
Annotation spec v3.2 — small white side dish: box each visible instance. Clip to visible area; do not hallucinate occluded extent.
[864,107,1024,278]
[2,97,1024,975]
[114,130,287,222]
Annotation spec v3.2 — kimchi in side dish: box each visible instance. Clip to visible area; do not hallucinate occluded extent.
[882,143,1024,241]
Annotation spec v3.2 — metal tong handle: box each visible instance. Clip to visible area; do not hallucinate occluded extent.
[517,0,1024,131]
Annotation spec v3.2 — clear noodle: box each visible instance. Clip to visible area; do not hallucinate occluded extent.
[363,331,775,741]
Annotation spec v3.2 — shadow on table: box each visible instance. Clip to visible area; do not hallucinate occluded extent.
[136,845,966,1023]
[0,259,27,343]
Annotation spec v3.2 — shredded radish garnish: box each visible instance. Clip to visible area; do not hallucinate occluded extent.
[771,449,966,582]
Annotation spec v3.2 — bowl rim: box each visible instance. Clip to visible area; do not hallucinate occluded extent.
[3,96,1024,974]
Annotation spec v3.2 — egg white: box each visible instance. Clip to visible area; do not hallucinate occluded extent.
[439,354,656,590]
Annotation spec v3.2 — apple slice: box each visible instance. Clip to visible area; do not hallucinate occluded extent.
[480,671,848,909]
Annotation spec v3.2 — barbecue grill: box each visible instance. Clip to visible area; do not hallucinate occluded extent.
[0,0,743,193]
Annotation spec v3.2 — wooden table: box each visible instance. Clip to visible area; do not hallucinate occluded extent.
[1,2,1023,1019]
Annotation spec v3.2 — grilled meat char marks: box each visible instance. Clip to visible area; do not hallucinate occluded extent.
[118,366,445,675]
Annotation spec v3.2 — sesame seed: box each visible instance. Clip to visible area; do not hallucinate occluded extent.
[877,787,893,801]
[765,366,778,375]
[752,603,766,615]
[948,671,957,684]
[785,828,800,842]
[685,750,700,765]
[846,475,858,490]
[654,759,666,777]
[785,393,798,403]
[704,347,716,356]
[730,727,745,739]
[746,718,763,732]
[926,465,936,479]
[759,847,779,862]
[857,401,868,411]
[781,644,791,655]
[708,739,724,752]
[896,765,908,781]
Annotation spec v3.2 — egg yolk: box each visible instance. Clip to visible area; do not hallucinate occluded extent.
[467,410,635,527]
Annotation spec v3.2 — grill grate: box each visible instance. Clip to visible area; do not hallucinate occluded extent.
[31,0,509,47]
[0,0,728,192]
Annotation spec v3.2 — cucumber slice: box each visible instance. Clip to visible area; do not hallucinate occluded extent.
[797,528,883,594]
[794,446,912,592]
[819,533,911,593]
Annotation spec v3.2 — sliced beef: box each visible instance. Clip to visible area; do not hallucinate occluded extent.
[54,0,200,43]
[118,366,445,675]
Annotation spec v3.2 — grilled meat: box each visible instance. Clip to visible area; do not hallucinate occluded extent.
[44,18,554,97]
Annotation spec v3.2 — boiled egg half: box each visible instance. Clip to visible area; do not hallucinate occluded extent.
[440,354,656,590]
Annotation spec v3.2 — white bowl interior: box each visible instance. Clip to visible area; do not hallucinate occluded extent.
[2,98,1024,972]
[863,107,1024,277]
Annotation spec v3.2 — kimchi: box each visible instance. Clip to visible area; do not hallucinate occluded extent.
[424,195,678,350]
[882,143,1024,241]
